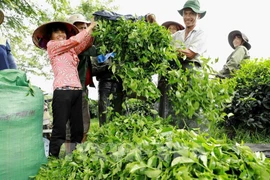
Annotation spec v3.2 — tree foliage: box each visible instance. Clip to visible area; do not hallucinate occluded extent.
[77,0,118,19]
[0,0,117,78]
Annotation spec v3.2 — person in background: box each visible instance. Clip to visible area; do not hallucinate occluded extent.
[64,13,96,153]
[161,21,185,34]
[32,19,96,158]
[216,30,251,78]
[158,21,185,123]
[96,57,124,126]
[0,9,17,70]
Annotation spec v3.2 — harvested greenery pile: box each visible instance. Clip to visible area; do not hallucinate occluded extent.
[34,114,270,179]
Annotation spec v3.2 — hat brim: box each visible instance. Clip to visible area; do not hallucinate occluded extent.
[73,20,91,25]
[161,21,185,31]
[32,21,79,50]
[0,10,4,25]
[178,8,206,19]
[228,30,251,50]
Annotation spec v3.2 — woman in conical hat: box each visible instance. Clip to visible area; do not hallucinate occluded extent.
[217,30,251,78]
[161,21,185,34]
[32,21,80,50]
[32,19,97,158]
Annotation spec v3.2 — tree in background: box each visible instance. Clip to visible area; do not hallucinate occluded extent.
[0,0,117,79]
[77,0,117,18]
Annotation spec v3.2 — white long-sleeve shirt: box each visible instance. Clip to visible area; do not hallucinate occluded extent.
[172,26,207,65]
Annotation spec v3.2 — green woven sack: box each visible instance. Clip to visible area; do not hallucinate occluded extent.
[0,69,47,180]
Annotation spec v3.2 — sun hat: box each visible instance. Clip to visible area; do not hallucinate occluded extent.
[228,30,251,50]
[0,10,4,25]
[32,21,79,50]
[178,0,206,19]
[67,13,91,25]
[161,21,185,31]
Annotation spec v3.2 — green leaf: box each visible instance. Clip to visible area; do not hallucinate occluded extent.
[129,163,147,173]
[112,64,116,74]
[150,109,158,115]
[199,155,208,168]
[144,169,161,178]
[171,156,195,167]
[176,91,181,98]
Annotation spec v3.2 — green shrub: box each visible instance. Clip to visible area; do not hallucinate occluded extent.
[89,99,98,119]
[223,59,270,136]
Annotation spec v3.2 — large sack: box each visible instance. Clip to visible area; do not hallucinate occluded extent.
[0,69,47,180]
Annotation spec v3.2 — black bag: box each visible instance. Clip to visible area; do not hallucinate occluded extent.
[93,10,136,21]
[90,56,112,76]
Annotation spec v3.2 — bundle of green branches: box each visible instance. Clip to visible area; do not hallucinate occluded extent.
[92,14,233,129]
[92,16,178,101]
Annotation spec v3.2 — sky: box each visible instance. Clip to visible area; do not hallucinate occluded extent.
[29,0,270,100]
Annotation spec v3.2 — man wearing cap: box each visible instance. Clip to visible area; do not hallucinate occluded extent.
[160,0,207,128]
[217,30,251,78]
[65,13,96,149]
[172,0,207,68]
[0,9,17,70]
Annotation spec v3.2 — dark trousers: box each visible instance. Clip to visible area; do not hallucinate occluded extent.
[98,80,124,126]
[49,90,83,157]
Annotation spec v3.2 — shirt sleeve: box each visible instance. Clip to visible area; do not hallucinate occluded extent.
[73,31,94,55]
[47,30,93,56]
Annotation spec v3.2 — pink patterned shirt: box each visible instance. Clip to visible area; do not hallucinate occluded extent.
[47,30,93,90]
